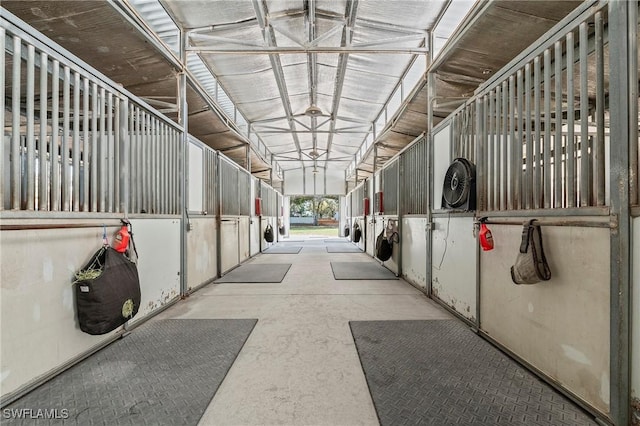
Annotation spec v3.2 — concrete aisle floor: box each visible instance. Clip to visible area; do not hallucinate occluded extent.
[154,237,453,426]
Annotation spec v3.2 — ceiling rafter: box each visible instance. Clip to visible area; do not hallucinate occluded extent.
[324,0,359,167]
[251,0,303,166]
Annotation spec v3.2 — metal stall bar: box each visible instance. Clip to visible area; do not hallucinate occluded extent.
[508,75,516,210]
[90,81,98,212]
[119,99,129,214]
[107,91,114,213]
[554,41,563,209]
[501,81,508,211]
[524,62,532,210]
[62,66,71,211]
[516,69,523,210]
[114,94,121,213]
[11,35,21,210]
[98,86,106,212]
[26,44,35,210]
[38,51,48,211]
[495,85,502,211]
[488,90,495,211]
[543,48,552,209]
[608,2,632,423]
[533,56,541,209]
[72,71,81,212]
[82,76,90,212]
[579,21,590,207]
[566,31,576,208]
[594,11,606,207]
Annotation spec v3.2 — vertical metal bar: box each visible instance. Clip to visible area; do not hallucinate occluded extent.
[51,60,60,211]
[38,52,48,211]
[566,32,576,208]
[516,69,523,210]
[0,28,4,210]
[594,12,606,206]
[98,86,106,212]
[488,91,494,210]
[153,118,159,214]
[608,2,632,424]
[508,75,516,210]
[524,62,532,210]
[501,81,508,211]
[114,96,120,212]
[119,99,129,214]
[26,45,35,210]
[90,82,98,212]
[630,2,639,208]
[72,71,80,212]
[543,49,552,209]
[129,106,136,213]
[579,22,590,206]
[533,56,541,209]
[554,41,563,208]
[476,97,485,210]
[136,107,143,212]
[62,66,71,211]
[143,111,149,212]
[107,91,114,212]
[82,77,89,212]
[11,36,21,210]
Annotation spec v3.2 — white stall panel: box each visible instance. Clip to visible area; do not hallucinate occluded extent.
[0,217,181,399]
[187,217,218,290]
[220,219,240,273]
[632,217,640,408]
[480,224,610,414]
[402,217,428,289]
[284,169,304,195]
[238,217,250,262]
[250,217,261,256]
[432,124,451,210]
[188,143,203,212]
[129,218,181,320]
[431,216,476,320]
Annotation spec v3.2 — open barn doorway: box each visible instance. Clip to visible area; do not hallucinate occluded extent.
[288,196,339,238]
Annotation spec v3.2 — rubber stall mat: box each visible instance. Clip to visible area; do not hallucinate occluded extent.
[326,245,363,253]
[263,245,302,254]
[324,239,350,243]
[3,319,257,426]
[330,261,397,280]
[215,263,291,283]
[350,320,597,426]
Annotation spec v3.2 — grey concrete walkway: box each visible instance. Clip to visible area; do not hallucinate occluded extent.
[155,237,452,426]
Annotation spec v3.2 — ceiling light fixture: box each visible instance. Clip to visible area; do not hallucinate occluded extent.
[304,105,323,117]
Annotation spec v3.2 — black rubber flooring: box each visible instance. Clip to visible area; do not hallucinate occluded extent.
[263,245,302,254]
[350,320,597,426]
[326,245,363,253]
[215,263,291,283]
[331,261,398,280]
[3,319,256,426]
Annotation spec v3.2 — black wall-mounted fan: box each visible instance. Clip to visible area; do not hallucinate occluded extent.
[441,158,476,211]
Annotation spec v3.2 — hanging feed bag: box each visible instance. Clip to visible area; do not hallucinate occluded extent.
[75,246,141,335]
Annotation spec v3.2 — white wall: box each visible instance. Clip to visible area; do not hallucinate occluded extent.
[0,217,181,399]
[401,217,428,289]
[432,124,451,210]
[480,223,610,415]
[283,167,346,195]
[186,217,218,291]
[431,216,476,321]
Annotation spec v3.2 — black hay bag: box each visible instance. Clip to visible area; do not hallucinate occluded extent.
[344,225,350,237]
[375,230,393,262]
[510,219,551,285]
[75,247,141,335]
[264,224,275,242]
[353,223,362,243]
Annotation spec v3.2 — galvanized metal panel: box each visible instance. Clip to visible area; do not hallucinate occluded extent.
[431,216,476,321]
[238,216,250,262]
[480,223,610,414]
[401,217,428,289]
